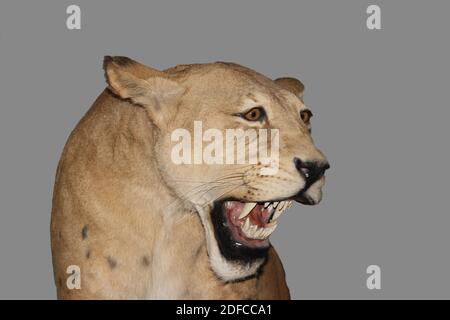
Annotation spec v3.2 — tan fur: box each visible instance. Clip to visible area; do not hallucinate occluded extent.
[51,57,327,299]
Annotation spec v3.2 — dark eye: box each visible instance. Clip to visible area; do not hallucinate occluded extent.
[242,107,266,122]
[300,109,313,124]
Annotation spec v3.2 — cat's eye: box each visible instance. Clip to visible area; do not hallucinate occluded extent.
[242,107,266,122]
[300,109,313,124]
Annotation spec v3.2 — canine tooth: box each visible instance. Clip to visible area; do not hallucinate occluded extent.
[243,217,251,232]
[239,202,257,219]
[242,219,255,238]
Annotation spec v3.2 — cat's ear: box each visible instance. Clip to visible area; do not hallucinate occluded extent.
[103,56,185,126]
[275,77,304,99]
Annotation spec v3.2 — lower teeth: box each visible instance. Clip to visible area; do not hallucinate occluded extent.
[241,217,277,240]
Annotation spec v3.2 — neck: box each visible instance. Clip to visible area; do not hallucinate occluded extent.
[93,91,206,297]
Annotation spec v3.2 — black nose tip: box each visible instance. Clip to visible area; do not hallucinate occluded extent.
[294,157,330,186]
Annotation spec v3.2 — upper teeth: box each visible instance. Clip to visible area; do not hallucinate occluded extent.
[238,200,293,221]
[272,202,285,221]
[239,202,258,219]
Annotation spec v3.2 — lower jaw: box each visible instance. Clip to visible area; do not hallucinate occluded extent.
[210,201,270,263]
[225,213,270,249]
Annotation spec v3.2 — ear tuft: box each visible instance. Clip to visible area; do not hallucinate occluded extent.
[275,77,305,98]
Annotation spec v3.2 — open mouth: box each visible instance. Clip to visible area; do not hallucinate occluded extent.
[224,200,293,247]
[210,199,293,263]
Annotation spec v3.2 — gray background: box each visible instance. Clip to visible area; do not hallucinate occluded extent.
[0,0,449,299]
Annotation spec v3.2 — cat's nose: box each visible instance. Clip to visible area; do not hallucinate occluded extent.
[294,157,330,186]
